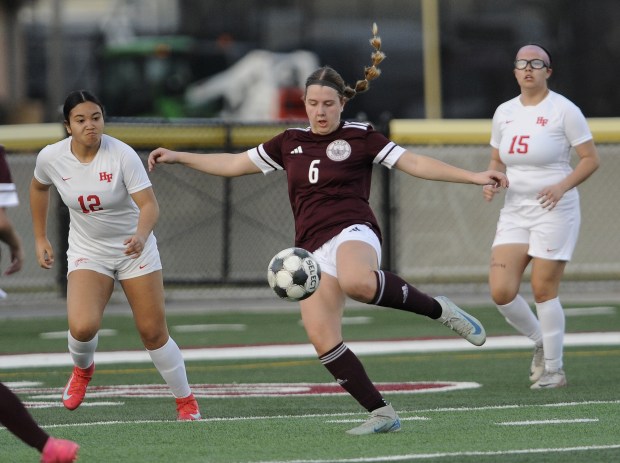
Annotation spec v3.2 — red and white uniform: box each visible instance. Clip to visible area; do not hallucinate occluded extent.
[491,90,592,207]
[34,134,153,259]
[248,121,406,252]
[490,91,592,260]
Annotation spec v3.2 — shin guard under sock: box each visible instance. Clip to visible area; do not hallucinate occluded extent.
[319,342,386,412]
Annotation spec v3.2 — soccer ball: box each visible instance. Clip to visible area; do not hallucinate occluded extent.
[267,247,321,301]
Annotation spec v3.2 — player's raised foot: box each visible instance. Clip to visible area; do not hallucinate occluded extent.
[434,296,486,346]
[40,437,79,463]
[62,363,95,410]
[346,404,401,435]
[530,369,567,389]
[176,393,202,421]
[529,344,545,382]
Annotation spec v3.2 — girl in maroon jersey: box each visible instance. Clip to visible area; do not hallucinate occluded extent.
[0,383,79,462]
[149,24,508,435]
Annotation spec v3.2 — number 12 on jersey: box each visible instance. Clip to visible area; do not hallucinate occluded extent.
[78,195,103,213]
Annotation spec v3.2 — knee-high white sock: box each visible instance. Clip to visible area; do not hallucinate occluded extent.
[68,331,97,369]
[497,295,542,345]
[535,297,565,371]
[148,337,192,399]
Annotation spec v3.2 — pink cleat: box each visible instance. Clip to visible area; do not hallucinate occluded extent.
[40,437,79,463]
[175,393,202,421]
[62,364,95,410]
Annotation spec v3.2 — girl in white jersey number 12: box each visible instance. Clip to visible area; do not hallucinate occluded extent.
[484,44,600,389]
[30,90,202,420]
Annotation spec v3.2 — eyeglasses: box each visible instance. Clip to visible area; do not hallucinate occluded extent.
[514,59,548,70]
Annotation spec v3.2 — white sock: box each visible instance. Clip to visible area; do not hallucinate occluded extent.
[148,337,192,398]
[535,297,565,371]
[68,331,97,369]
[496,295,542,345]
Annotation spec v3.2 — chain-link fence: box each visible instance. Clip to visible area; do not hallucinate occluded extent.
[392,144,619,282]
[1,120,618,304]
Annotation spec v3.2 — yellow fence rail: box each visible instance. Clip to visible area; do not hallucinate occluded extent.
[0,121,298,152]
[2,118,618,153]
[389,118,620,145]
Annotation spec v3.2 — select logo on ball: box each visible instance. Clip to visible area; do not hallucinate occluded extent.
[267,247,321,301]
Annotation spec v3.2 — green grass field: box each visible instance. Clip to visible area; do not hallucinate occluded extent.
[1,300,619,462]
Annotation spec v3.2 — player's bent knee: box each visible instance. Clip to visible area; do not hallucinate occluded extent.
[491,289,519,307]
[139,330,169,350]
[340,280,375,303]
[69,327,98,342]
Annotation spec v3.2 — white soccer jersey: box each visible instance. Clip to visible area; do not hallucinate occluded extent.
[34,134,152,258]
[490,90,592,206]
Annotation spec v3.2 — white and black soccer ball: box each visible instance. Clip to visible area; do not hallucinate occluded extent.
[267,247,321,301]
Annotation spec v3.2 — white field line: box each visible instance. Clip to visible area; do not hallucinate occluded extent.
[172,324,246,332]
[39,328,117,339]
[327,416,431,423]
[1,399,616,428]
[564,306,616,316]
[1,332,619,369]
[496,418,599,425]
[3,403,617,462]
[252,445,620,463]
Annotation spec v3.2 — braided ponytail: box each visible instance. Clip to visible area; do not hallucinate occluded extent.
[353,22,386,95]
[305,22,385,101]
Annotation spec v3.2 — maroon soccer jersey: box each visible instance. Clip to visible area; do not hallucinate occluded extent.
[249,121,405,252]
[0,146,13,184]
[0,145,19,209]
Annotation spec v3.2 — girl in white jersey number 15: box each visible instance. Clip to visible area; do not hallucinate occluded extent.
[29,90,201,420]
[149,24,509,435]
[484,44,600,389]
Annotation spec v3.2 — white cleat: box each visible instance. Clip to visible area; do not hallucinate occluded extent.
[346,404,401,435]
[531,369,567,389]
[435,296,486,346]
[529,344,545,382]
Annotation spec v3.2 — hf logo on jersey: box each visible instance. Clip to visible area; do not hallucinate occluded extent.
[326,139,351,162]
[99,172,113,182]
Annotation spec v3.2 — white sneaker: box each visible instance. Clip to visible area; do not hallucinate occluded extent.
[0,288,7,299]
[346,404,401,435]
[435,296,486,346]
[530,369,567,389]
[529,345,545,382]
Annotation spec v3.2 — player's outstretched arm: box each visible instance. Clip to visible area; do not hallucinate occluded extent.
[483,148,507,202]
[395,150,509,188]
[148,148,261,178]
[470,170,509,188]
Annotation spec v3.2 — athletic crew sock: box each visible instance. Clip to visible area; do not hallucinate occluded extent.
[148,336,192,398]
[0,382,49,451]
[319,342,387,412]
[371,270,442,319]
[535,297,565,371]
[68,331,98,369]
[497,295,543,345]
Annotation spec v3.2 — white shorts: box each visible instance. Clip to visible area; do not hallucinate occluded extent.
[67,234,162,280]
[312,224,382,277]
[492,200,581,261]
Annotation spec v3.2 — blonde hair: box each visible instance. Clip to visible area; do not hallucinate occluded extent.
[304,22,385,101]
